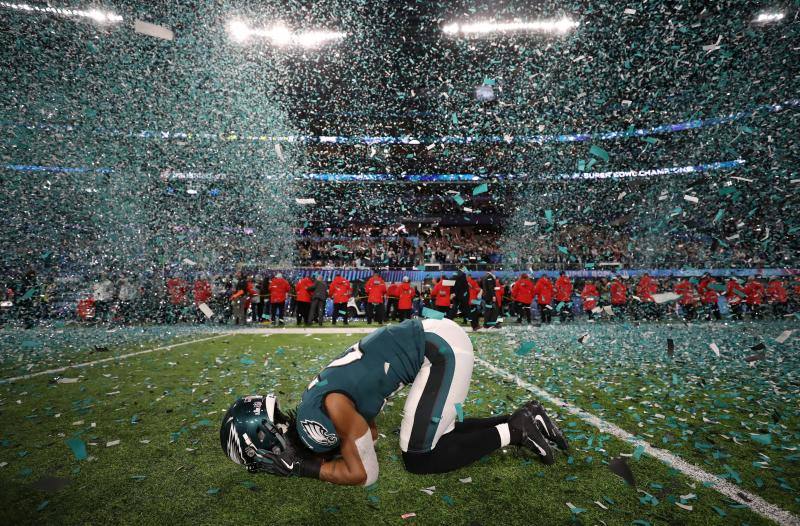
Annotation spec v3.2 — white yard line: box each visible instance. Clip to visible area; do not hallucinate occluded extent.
[0,333,232,384]
[231,327,377,334]
[474,356,800,526]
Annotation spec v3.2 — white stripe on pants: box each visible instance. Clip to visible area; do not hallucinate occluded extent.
[399,319,474,452]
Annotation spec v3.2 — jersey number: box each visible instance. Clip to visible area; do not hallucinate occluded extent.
[306,344,364,390]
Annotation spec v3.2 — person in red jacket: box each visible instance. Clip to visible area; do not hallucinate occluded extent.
[386,282,400,321]
[635,273,658,320]
[365,270,387,324]
[697,273,721,320]
[431,276,452,314]
[766,278,788,318]
[554,272,573,323]
[581,280,599,320]
[462,274,482,329]
[396,276,416,320]
[268,273,291,326]
[245,277,260,323]
[609,276,627,319]
[294,275,314,325]
[511,273,535,323]
[193,276,212,323]
[726,277,745,320]
[744,275,765,319]
[167,276,189,323]
[329,274,353,325]
[674,278,697,320]
[533,274,554,324]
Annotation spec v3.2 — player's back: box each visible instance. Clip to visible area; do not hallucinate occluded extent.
[296,320,426,452]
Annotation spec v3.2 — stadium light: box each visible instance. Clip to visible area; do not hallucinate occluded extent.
[752,12,784,24]
[442,17,579,36]
[226,18,346,47]
[0,2,122,23]
[227,20,250,42]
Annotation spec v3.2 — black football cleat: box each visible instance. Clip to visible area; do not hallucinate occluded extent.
[508,406,555,465]
[524,401,569,451]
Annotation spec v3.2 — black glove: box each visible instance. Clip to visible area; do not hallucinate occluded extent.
[247,446,322,479]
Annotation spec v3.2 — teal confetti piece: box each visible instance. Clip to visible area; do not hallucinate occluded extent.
[422,307,445,320]
[713,209,725,223]
[589,145,609,162]
[545,209,553,222]
[66,437,87,461]
[442,495,455,506]
[750,433,771,445]
[567,503,586,514]
[36,500,49,512]
[240,358,255,365]
[455,403,464,422]
[472,183,488,196]
[482,77,495,86]
[633,444,645,460]
[207,488,221,495]
[558,246,569,255]
[452,194,465,206]
[515,341,536,356]
[451,113,459,125]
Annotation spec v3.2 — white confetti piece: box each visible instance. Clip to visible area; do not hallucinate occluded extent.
[134,19,174,41]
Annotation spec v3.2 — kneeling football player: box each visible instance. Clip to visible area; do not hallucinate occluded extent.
[220,318,568,485]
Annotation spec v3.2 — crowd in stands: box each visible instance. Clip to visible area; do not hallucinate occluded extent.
[3,266,797,329]
[296,226,502,268]
[294,223,788,271]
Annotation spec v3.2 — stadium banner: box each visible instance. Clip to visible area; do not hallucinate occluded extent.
[237,267,799,282]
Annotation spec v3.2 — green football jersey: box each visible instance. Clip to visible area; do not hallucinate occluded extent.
[296,320,426,453]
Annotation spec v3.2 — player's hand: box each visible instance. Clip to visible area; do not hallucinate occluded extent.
[247,446,299,476]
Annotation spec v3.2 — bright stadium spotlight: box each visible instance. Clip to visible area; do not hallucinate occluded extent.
[0,2,123,23]
[298,30,348,48]
[227,18,346,47]
[268,23,292,45]
[753,11,785,24]
[228,19,250,42]
[442,16,579,37]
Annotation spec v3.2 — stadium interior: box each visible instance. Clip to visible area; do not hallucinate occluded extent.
[0,1,798,525]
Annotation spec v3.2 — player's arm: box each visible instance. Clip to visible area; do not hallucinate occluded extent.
[320,393,378,486]
[369,419,378,442]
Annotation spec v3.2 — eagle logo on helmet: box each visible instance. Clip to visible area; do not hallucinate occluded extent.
[301,419,338,446]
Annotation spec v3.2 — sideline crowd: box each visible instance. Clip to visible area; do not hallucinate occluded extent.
[2,267,796,329]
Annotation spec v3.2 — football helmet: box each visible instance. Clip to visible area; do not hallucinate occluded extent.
[220,394,292,473]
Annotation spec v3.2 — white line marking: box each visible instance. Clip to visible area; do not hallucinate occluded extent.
[0,333,233,384]
[474,357,800,526]
[231,327,377,334]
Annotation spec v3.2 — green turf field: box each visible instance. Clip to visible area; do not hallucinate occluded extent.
[0,321,797,525]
